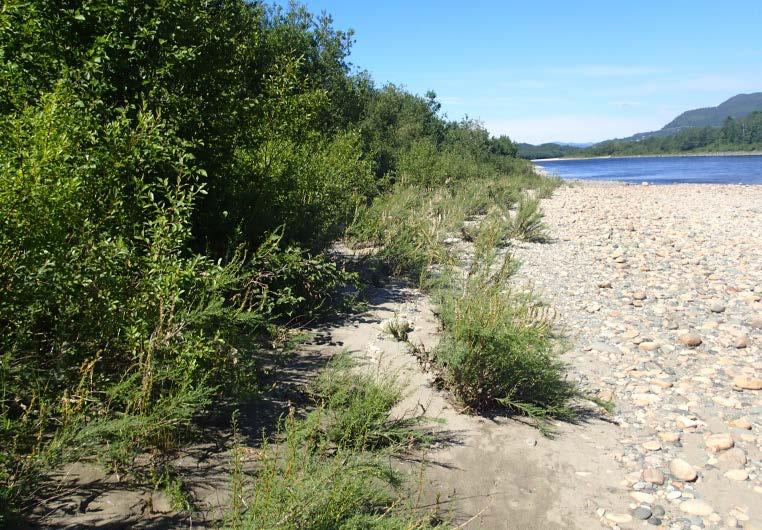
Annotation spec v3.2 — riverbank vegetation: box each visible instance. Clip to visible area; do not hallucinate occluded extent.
[348,169,575,428]
[0,0,566,524]
[517,142,582,159]
[226,355,442,529]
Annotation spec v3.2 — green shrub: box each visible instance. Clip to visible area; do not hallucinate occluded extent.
[304,355,430,451]
[349,184,450,280]
[510,197,550,242]
[0,3,377,517]
[434,257,577,425]
[242,231,360,321]
[227,358,439,529]
[348,169,539,281]
[0,87,244,509]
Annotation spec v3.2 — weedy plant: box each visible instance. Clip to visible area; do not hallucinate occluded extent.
[151,465,193,513]
[509,197,550,242]
[382,316,412,342]
[303,355,433,451]
[348,167,545,284]
[351,169,575,432]
[225,356,442,529]
[433,256,578,431]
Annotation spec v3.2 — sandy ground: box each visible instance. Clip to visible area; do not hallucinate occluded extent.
[29,182,762,529]
[341,280,629,530]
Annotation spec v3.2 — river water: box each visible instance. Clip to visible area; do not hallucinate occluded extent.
[534,155,762,184]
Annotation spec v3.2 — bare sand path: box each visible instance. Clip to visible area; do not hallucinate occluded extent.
[318,277,627,529]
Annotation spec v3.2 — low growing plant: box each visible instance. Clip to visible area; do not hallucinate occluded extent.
[226,356,441,529]
[509,197,549,242]
[304,355,431,451]
[433,251,577,429]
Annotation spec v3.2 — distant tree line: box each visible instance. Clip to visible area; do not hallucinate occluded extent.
[517,112,762,159]
[580,112,762,157]
[516,143,581,159]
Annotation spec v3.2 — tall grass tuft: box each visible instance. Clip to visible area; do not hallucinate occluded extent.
[509,197,549,242]
[348,166,548,283]
[226,356,441,529]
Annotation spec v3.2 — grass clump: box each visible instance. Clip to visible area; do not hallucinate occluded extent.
[227,356,441,529]
[437,217,578,430]
[304,355,431,451]
[382,316,412,342]
[433,259,577,427]
[509,197,550,242]
[348,161,547,283]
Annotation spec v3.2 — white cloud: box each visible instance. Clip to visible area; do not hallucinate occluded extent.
[499,79,547,89]
[438,96,464,105]
[547,65,668,77]
[483,114,669,144]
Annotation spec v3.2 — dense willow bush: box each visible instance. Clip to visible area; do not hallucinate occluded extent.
[0,0,520,519]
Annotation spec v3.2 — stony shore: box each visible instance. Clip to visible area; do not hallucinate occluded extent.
[510,182,762,529]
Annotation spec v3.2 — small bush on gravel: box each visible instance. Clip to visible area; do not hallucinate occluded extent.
[510,197,549,242]
[434,269,577,424]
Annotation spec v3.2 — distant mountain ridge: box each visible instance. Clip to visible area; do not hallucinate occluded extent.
[621,92,762,142]
[548,141,595,148]
[516,92,762,159]
[663,92,762,130]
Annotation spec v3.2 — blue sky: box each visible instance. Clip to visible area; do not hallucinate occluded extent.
[276,0,762,144]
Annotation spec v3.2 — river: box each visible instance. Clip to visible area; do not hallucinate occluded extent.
[534,155,762,184]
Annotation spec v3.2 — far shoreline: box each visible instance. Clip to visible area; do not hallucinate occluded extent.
[557,178,760,186]
[532,151,762,162]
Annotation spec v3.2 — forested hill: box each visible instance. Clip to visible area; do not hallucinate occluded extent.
[664,92,762,130]
[572,111,762,157]
[517,92,762,159]
[516,142,581,159]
